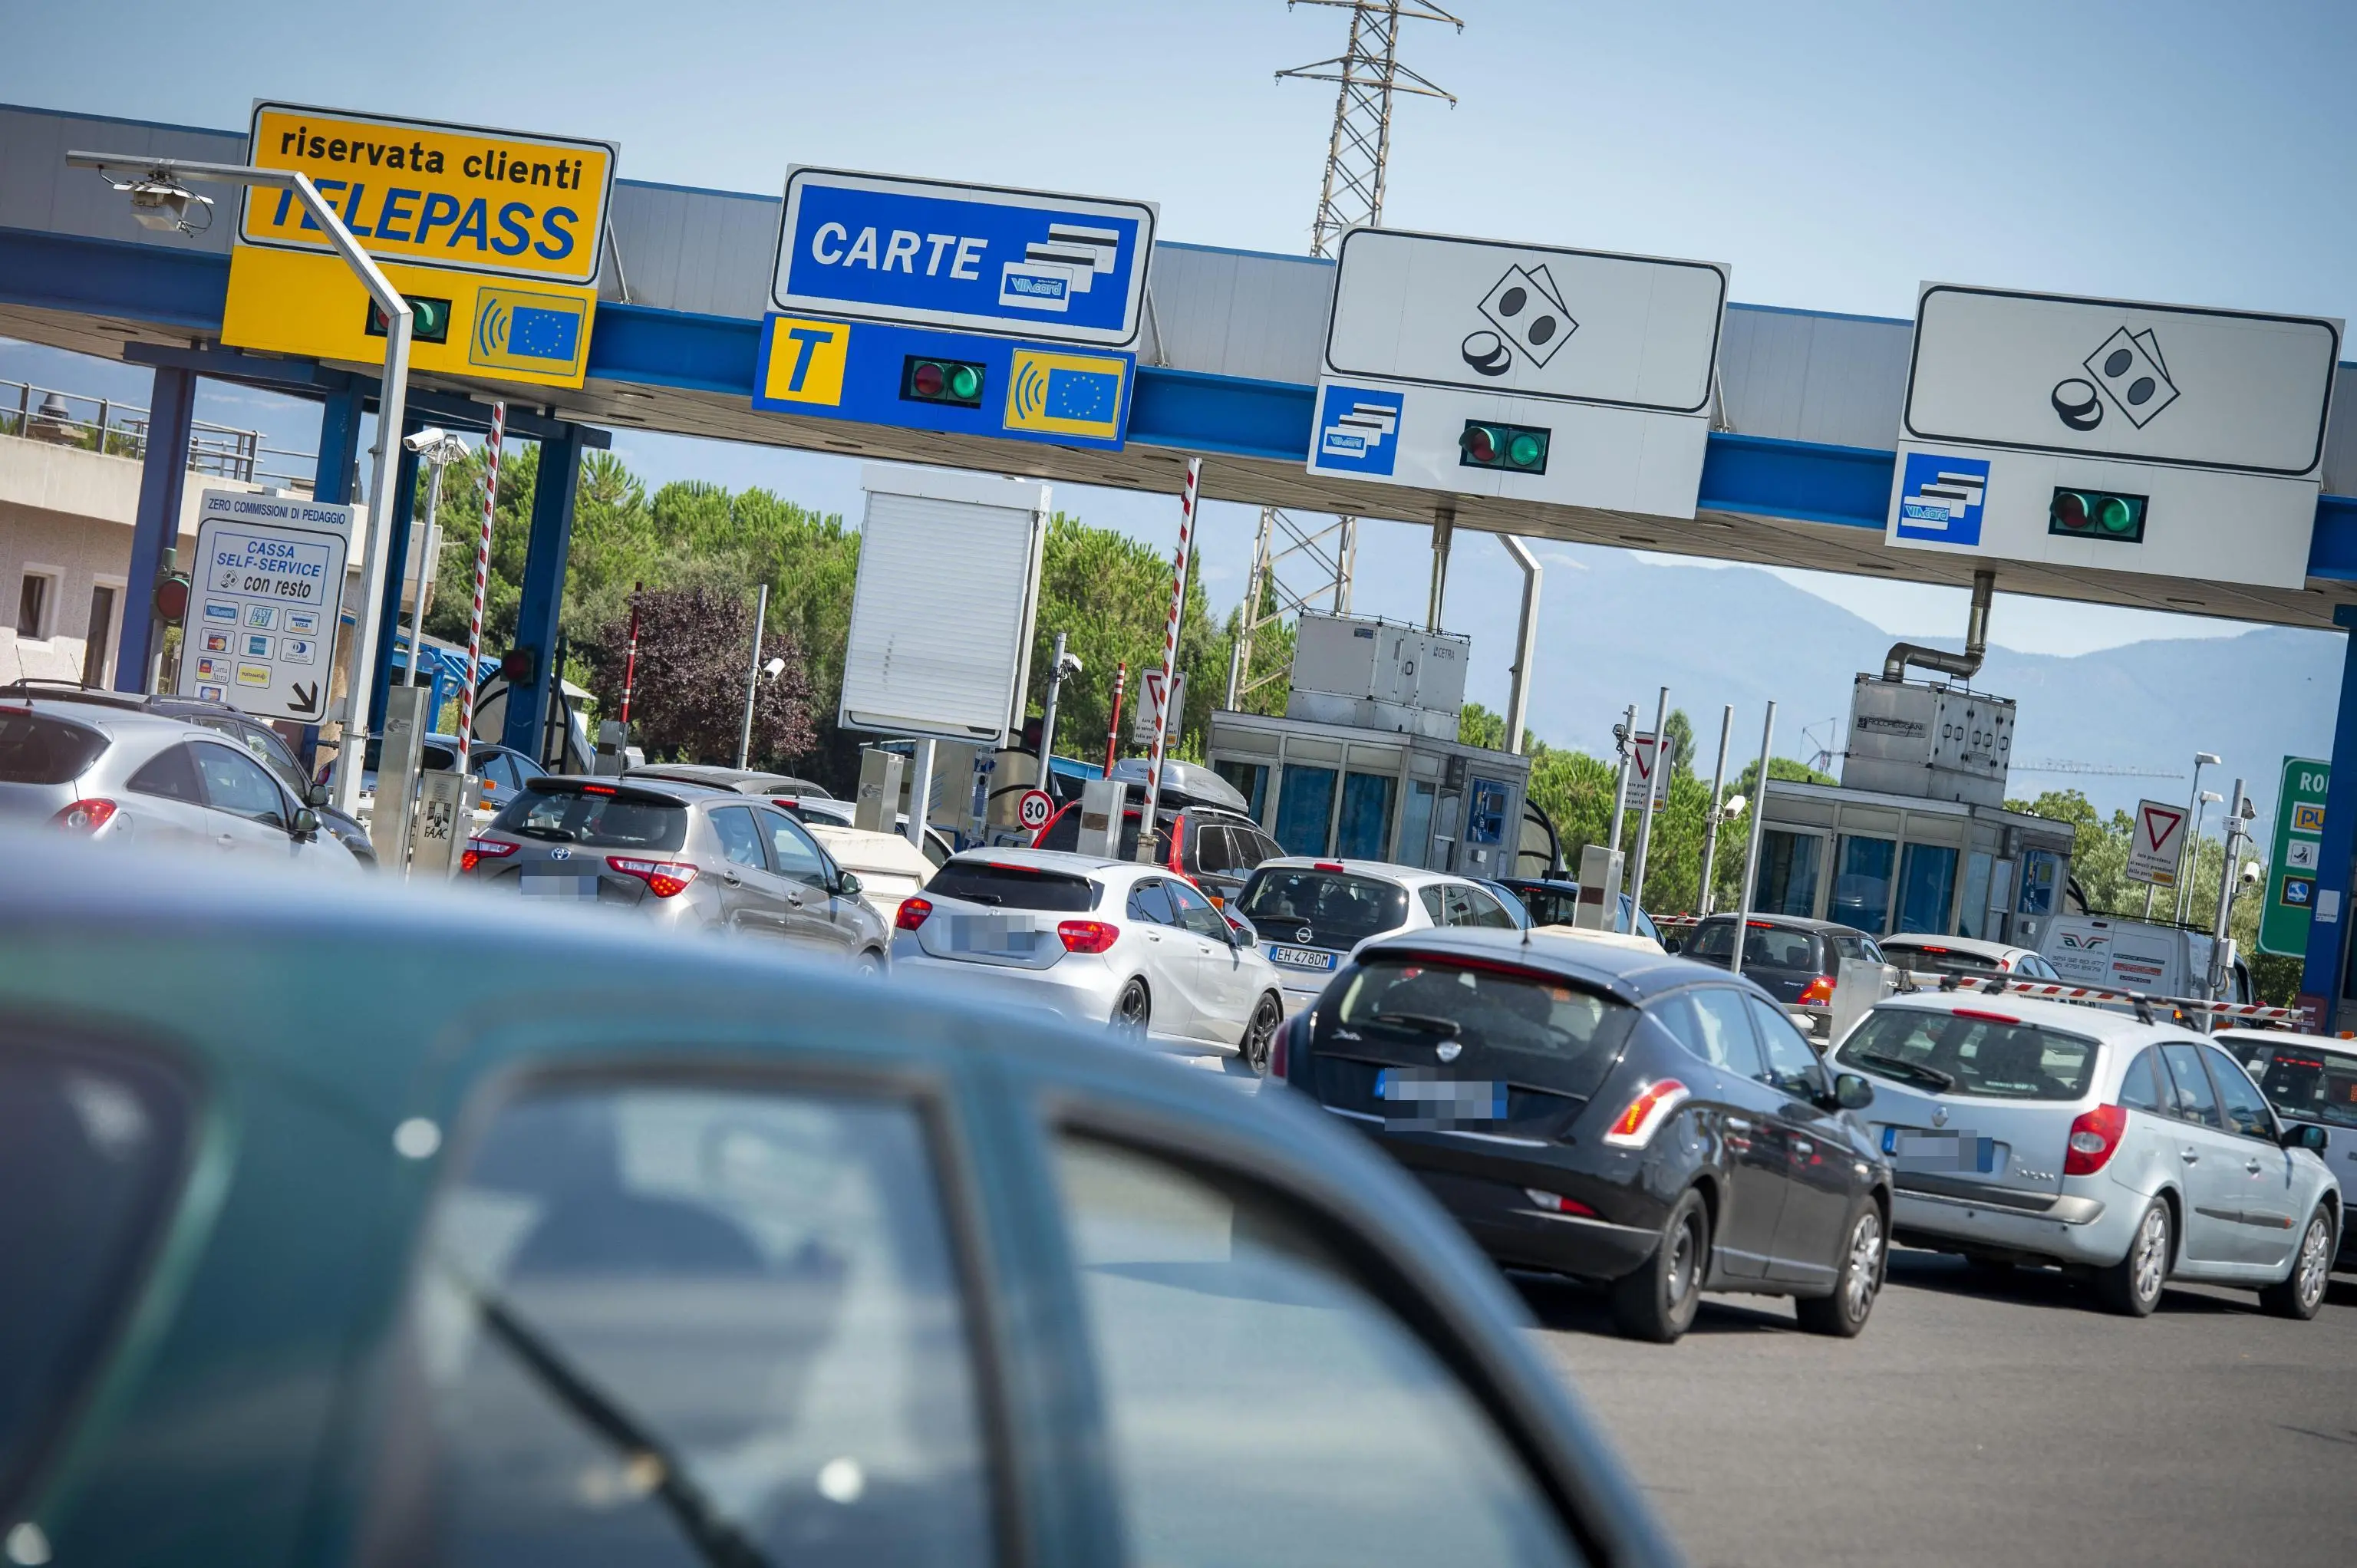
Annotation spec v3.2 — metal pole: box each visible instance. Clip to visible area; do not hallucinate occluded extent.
[455,404,506,779]
[405,457,444,686]
[1696,703,1734,914]
[905,739,936,852]
[1608,703,1637,855]
[1732,702,1778,979]
[1426,506,1454,633]
[2207,779,2247,998]
[737,581,769,770]
[1501,535,1541,756]
[2175,753,2215,924]
[1103,660,1126,776]
[1136,459,1199,858]
[618,581,642,726]
[1627,687,1670,917]
[1039,631,1068,790]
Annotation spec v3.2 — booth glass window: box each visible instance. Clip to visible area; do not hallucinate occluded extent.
[1755,830,1821,917]
[1465,778,1508,846]
[2016,848,2059,916]
[1831,835,1897,934]
[1400,780,1437,869]
[1213,760,1269,824]
[1958,852,1994,940]
[1894,842,1959,935]
[1336,772,1396,861]
[1274,764,1337,858]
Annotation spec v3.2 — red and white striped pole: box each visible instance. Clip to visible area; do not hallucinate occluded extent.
[455,401,504,778]
[1135,459,1198,859]
[1103,660,1126,778]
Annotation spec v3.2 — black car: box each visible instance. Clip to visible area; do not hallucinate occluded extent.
[0,678,374,865]
[1670,913,1883,1044]
[1495,876,1664,943]
[1271,927,1891,1342]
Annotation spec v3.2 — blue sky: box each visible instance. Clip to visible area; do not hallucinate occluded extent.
[5,0,2353,702]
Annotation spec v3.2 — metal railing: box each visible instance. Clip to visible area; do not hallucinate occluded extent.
[1,377,317,489]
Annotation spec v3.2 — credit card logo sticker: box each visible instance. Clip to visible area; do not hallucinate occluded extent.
[1895,452,1990,545]
[245,634,273,657]
[1312,384,1405,476]
[286,610,320,634]
[204,601,238,623]
[236,663,272,687]
[280,637,317,665]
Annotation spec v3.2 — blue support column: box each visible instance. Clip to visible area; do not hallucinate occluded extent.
[305,385,367,769]
[2298,604,2357,1029]
[501,427,585,761]
[368,436,423,733]
[115,365,196,692]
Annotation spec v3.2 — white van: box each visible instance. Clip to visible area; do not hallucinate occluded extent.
[2038,914,2253,1004]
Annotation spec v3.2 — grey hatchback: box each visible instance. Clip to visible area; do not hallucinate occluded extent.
[462,774,889,969]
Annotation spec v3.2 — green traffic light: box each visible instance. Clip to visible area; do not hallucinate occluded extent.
[947,363,981,401]
[2097,496,2134,534]
[1506,430,1545,469]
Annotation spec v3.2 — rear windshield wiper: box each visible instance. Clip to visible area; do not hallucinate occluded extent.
[515,825,579,842]
[1366,1011,1463,1039]
[1851,1052,1956,1092]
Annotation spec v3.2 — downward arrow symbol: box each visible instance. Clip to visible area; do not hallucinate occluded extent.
[289,680,321,717]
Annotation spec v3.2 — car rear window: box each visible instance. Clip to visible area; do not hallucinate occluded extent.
[1237,870,1409,949]
[1836,1007,2100,1101]
[1887,944,2001,977]
[0,712,107,785]
[1686,921,1821,970]
[2233,1042,2357,1130]
[495,786,687,852]
[1033,807,1169,864]
[1330,956,1636,1096]
[928,861,1102,912]
[0,1033,195,1510]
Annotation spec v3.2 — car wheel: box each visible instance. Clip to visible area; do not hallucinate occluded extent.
[1795,1202,1885,1337]
[1610,1188,1709,1343]
[1111,978,1150,1039]
[2093,1198,2171,1317]
[854,949,885,980]
[1238,993,1283,1076]
[2259,1205,2333,1321]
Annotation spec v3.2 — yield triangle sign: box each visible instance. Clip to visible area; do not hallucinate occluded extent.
[2128,799,2187,887]
[1621,732,1666,810]
[2140,802,2184,856]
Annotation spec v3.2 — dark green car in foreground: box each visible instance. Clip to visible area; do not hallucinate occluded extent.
[0,832,1676,1568]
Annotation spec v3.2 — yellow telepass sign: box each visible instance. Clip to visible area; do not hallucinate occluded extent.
[223,103,617,390]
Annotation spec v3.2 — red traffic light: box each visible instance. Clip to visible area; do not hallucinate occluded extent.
[499,647,539,687]
[1462,426,1498,464]
[152,575,190,624]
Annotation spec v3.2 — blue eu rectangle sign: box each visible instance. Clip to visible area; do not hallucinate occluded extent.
[773,168,1155,348]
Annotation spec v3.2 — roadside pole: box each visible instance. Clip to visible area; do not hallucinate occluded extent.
[453,402,505,779]
[1627,687,1670,917]
[905,740,936,852]
[737,582,770,769]
[1732,703,1777,978]
[618,581,641,728]
[1136,459,1198,860]
[1103,660,1126,777]
[2207,779,2248,999]
[1696,703,1733,914]
[1607,702,1637,855]
[1039,631,1069,789]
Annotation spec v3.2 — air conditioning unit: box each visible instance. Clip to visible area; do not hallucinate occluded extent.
[1841,675,2014,808]
[1284,614,1470,740]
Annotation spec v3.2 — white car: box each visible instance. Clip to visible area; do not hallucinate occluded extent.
[890,848,1290,1072]
[1879,933,2062,983]
[803,820,933,928]
[1230,857,1521,1013]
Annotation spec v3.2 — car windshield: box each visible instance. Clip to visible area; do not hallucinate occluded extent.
[2234,1042,2357,1129]
[0,712,108,785]
[496,786,687,851]
[1836,1007,2100,1101]
[1888,943,2002,977]
[1511,885,1580,927]
[1332,957,1636,1096]
[1688,921,1819,970]
[1238,870,1409,950]
[927,861,1102,912]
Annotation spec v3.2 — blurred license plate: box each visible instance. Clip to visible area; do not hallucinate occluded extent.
[521,875,597,900]
[1883,1127,1996,1173]
[951,916,1040,953]
[1375,1069,1507,1126]
[1268,944,1336,970]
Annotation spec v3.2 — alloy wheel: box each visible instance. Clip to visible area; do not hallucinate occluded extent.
[2296,1216,2330,1312]
[1844,1212,1884,1323]
[1241,996,1281,1075]
[2131,1205,2168,1306]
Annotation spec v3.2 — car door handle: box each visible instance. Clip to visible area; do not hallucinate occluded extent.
[722,872,742,887]
[785,891,804,905]
[2181,1148,2200,1163]
[1792,1138,1815,1156]
[2245,1159,2264,1174]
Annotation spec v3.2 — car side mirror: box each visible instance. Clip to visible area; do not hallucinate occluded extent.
[291,806,321,839]
[1661,934,1683,954]
[1227,914,1258,948]
[837,870,863,898]
[306,781,331,808]
[1829,1072,1875,1112]
[2281,1122,2328,1152]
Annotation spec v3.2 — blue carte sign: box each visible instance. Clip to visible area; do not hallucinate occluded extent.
[771,168,1155,348]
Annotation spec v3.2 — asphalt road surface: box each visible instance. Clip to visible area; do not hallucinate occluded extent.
[1523,1248,2357,1568]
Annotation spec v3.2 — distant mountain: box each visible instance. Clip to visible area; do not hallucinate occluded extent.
[1491,545,2340,832]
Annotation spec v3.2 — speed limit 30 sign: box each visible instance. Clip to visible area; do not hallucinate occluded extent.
[1017,789,1055,832]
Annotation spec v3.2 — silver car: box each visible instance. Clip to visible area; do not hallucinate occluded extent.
[1231,857,1522,1013]
[1828,992,2339,1318]
[463,775,889,970]
[889,848,1288,1070]
[2217,1028,2357,1272]
[0,698,359,874]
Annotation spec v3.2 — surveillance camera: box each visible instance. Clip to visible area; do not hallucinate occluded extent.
[404,427,451,453]
[117,176,212,235]
[1056,653,1085,678]
[1720,792,1748,819]
[762,657,787,680]
[2241,861,2263,886]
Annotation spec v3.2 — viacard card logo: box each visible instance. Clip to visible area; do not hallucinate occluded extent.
[1314,384,1405,476]
[999,223,1123,315]
[1895,451,1990,545]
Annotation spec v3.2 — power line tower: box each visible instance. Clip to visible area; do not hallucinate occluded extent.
[1228,1,1462,708]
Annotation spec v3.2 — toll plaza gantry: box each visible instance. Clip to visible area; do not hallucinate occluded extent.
[4,98,2357,1016]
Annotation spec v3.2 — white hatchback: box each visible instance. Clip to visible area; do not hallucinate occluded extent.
[1229,858,1521,1013]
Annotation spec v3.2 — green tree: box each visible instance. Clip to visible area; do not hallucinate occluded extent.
[1660,708,1696,776]
[1459,702,1544,756]
[1025,513,1225,765]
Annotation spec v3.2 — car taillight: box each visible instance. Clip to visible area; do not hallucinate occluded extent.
[51,798,118,834]
[1601,1079,1690,1148]
[460,835,519,872]
[608,856,698,898]
[1525,1188,1600,1217]
[1272,1011,1307,1081]
[1798,975,1835,1006]
[897,896,933,931]
[1057,920,1119,954]
[2064,1102,2128,1176]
